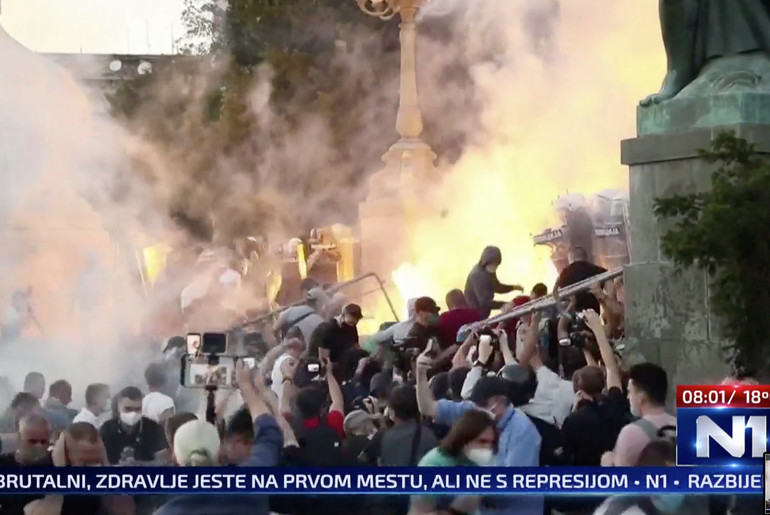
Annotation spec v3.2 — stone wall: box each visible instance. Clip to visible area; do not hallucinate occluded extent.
[621,124,770,387]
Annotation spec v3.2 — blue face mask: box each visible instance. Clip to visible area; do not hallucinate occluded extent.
[651,495,686,513]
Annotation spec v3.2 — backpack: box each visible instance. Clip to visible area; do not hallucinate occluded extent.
[634,418,677,444]
[295,417,347,467]
[526,414,571,466]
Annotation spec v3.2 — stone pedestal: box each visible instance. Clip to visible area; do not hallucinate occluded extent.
[622,123,770,385]
[621,53,770,386]
[358,138,437,319]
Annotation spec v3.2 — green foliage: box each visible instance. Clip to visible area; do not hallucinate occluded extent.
[653,132,770,372]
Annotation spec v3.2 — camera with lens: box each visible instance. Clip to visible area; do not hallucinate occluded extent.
[391,336,423,376]
[567,313,594,349]
[475,327,500,351]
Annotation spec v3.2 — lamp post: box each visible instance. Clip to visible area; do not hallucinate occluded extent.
[355,0,438,304]
[355,0,437,198]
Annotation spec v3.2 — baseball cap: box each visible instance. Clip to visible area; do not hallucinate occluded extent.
[343,410,376,435]
[343,303,364,320]
[414,297,440,314]
[456,323,473,343]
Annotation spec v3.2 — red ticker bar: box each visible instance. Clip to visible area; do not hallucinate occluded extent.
[677,385,770,408]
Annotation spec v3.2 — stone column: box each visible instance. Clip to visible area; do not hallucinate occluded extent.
[621,54,770,385]
[357,0,438,306]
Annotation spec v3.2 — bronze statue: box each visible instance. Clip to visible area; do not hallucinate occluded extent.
[641,0,770,106]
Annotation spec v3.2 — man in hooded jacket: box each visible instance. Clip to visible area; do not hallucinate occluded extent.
[464,246,522,319]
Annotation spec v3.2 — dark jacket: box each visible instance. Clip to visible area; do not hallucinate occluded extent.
[561,387,628,466]
[99,416,167,464]
[154,414,282,515]
[464,246,515,319]
[309,317,359,363]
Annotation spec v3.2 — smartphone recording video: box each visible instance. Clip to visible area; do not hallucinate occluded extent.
[182,355,235,389]
[243,357,256,369]
[307,363,320,373]
[201,333,227,355]
[186,333,202,357]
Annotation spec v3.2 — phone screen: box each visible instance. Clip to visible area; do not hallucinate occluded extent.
[183,355,235,389]
[186,334,202,357]
[307,363,320,373]
[243,357,256,369]
[202,333,227,354]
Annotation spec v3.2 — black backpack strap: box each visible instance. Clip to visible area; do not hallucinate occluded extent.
[408,422,423,466]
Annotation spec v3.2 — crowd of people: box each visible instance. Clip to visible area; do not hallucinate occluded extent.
[0,244,759,515]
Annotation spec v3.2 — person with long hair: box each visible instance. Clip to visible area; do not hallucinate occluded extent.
[410,409,498,515]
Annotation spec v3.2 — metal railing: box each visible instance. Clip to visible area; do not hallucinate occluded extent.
[470,267,624,330]
[236,272,400,330]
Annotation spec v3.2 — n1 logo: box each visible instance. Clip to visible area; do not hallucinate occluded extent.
[677,408,770,466]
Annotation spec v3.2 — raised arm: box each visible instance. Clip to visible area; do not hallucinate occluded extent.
[498,326,516,366]
[258,341,287,379]
[582,310,621,391]
[323,357,344,414]
[516,312,542,369]
[235,360,271,421]
[452,333,476,370]
[234,360,283,466]
[415,349,438,418]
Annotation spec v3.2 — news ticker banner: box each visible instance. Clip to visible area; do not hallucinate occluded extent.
[677,385,770,466]
[0,467,763,496]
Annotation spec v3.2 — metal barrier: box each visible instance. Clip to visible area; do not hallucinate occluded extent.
[236,272,400,330]
[470,267,624,330]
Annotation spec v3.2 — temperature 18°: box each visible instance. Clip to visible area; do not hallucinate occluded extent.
[744,389,770,404]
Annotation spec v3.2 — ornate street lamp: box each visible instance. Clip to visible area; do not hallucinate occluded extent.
[355,0,437,198]
[355,0,438,296]
[356,0,426,143]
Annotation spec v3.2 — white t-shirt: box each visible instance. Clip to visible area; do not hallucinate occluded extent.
[271,354,293,402]
[72,407,100,428]
[142,391,175,423]
[520,366,575,427]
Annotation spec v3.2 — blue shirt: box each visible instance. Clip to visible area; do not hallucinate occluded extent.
[435,400,544,515]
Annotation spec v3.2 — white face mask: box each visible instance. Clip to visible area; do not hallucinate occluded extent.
[120,412,141,427]
[465,447,495,466]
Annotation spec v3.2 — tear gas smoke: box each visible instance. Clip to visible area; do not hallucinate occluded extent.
[388,0,664,313]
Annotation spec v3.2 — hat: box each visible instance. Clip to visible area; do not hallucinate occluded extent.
[343,410,375,435]
[456,323,473,343]
[343,303,364,320]
[369,372,393,397]
[414,297,440,314]
[470,376,510,405]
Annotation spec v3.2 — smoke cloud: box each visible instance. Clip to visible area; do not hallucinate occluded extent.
[0,0,665,402]
[391,0,664,306]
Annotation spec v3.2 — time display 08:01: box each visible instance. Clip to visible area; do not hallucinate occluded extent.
[680,389,736,406]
